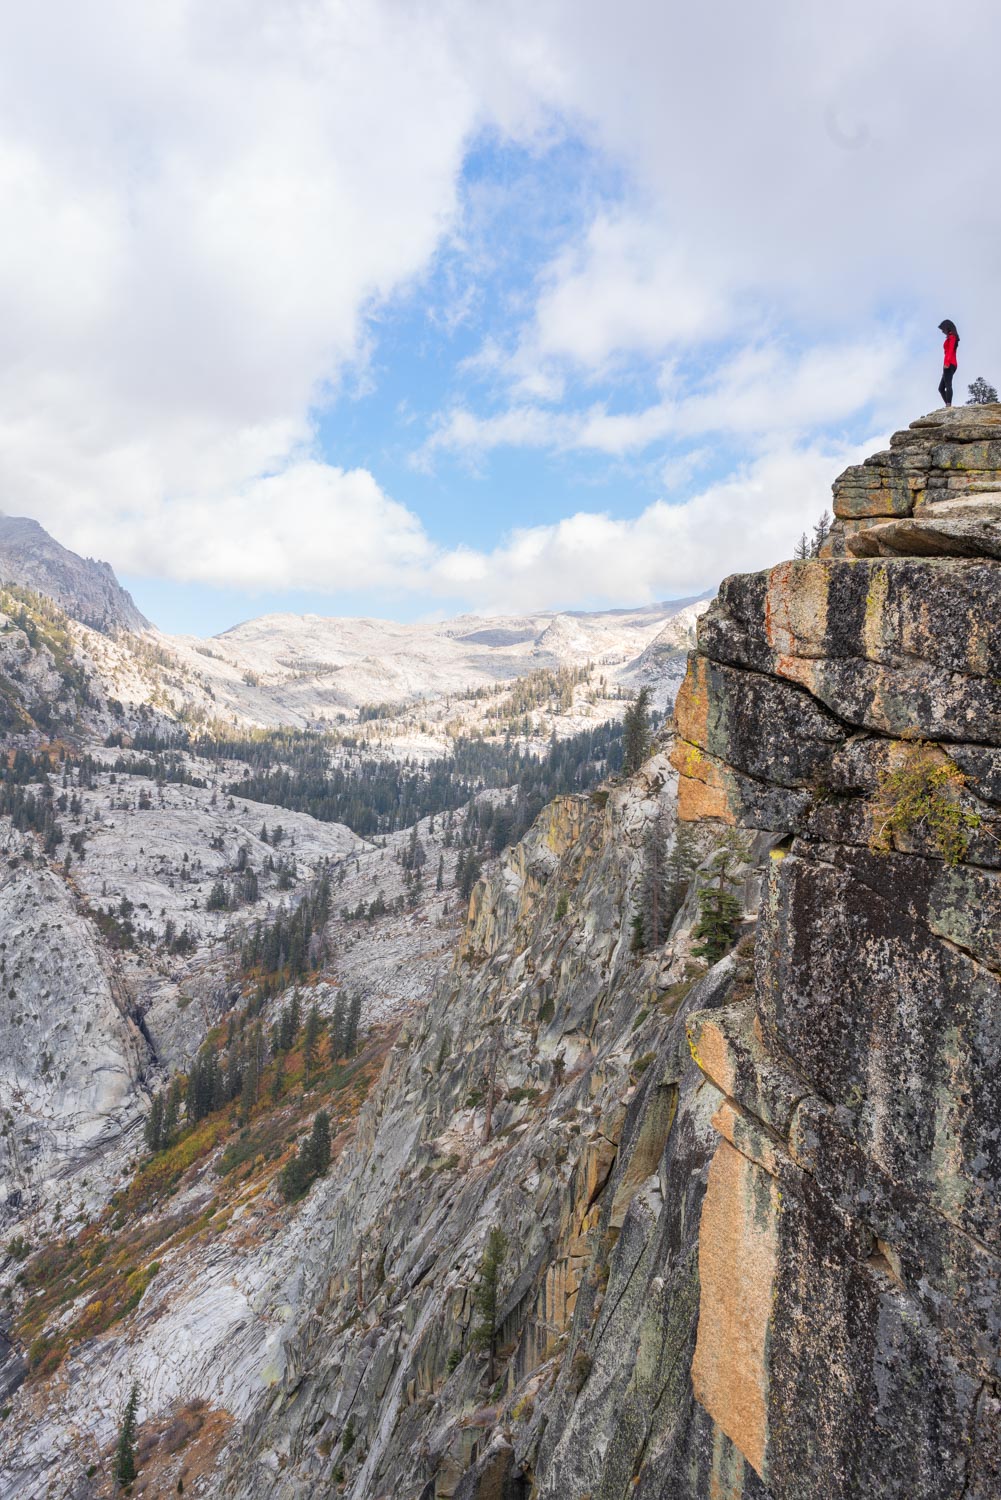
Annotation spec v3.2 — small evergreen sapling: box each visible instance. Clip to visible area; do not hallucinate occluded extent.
[302,1003,322,1083]
[691,828,750,964]
[114,1381,140,1491]
[472,1227,507,1382]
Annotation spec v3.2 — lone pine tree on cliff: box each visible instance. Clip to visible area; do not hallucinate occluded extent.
[114,1381,140,1491]
[967,375,999,404]
[472,1226,507,1383]
[622,687,652,775]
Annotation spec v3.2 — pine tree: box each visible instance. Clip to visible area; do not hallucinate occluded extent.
[664,822,699,928]
[144,1094,164,1154]
[114,1381,140,1490]
[691,828,750,963]
[345,989,362,1057]
[240,1044,259,1122]
[636,807,673,952]
[471,1227,507,1382]
[967,376,999,405]
[270,1051,285,1103]
[278,1150,309,1202]
[691,886,743,963]
[810,510,832,557]
[436,853,444,892]
[162,1079,181,1145]
[331,991,347,1058]
[794,532,810,560]
[622,688,652,775]
[303,1003,322,1083]
[459,851,481,902]
[306,1109,331,1176]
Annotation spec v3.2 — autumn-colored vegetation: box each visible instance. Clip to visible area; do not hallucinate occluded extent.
[14,1014,392,1385]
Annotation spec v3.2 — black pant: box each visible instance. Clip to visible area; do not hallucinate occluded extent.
[939,365,956,405]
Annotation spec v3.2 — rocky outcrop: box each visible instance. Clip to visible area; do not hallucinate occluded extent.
[671,408,1001,1497]
[824,404,1001,556]
[0,848,151,1220]
[0,514,149,634]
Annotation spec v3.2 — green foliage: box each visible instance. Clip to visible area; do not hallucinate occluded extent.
[237,870,331,999]
[471,1227,507,1372]
[0,750,64,852]
[691,886,742,964]
[554,892,569,920]
[873,746,980,865]
[6,1234,31,1262]
[633,818,701,955]
[114,1381,140,1490]
[967,376,999,405]
[621,688,652,776]
[330,989,362,1060]
[278,1110,333,1202]
[217,723,623,840]
[302,1004,322,1083]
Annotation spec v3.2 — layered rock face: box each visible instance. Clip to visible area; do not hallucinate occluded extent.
[824,404,1001,557]
[672,407,1001,1498]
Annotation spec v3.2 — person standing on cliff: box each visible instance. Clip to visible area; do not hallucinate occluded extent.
[938,319,960,406]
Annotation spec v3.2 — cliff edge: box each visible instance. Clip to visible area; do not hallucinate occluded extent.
[672,404,1001,1498]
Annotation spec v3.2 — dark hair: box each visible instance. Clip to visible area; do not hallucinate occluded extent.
[939,319,960,343]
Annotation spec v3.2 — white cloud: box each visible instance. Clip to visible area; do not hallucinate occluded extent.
[65,432,868,612]
[122,462,435,592]
[502,212,733,386]
[424,440,874,612]
[0,1,519,563]
[0,0,999,615]
[421,334,914,465]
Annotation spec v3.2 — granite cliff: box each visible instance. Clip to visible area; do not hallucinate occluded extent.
[670,405,1001,1497]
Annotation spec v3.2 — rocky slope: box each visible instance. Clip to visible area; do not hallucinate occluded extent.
[0,516,148,634]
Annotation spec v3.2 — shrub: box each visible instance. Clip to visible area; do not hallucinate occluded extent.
[873,745,980,865]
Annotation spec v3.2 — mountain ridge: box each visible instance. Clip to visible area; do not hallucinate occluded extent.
[0,514,149,635]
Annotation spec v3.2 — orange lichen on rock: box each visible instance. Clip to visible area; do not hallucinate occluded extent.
[691,1138,779,1482]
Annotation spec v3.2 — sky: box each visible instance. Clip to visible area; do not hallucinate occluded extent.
[1,0,999,638]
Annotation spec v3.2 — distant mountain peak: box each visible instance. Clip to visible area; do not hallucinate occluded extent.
[0,512,148,634]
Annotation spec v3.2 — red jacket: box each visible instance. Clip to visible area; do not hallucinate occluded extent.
[943,333,958,368]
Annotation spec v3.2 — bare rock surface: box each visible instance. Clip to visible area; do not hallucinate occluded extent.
[825,403,1001,554]
[0,838,149,1218]
[846,491,1001,557]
